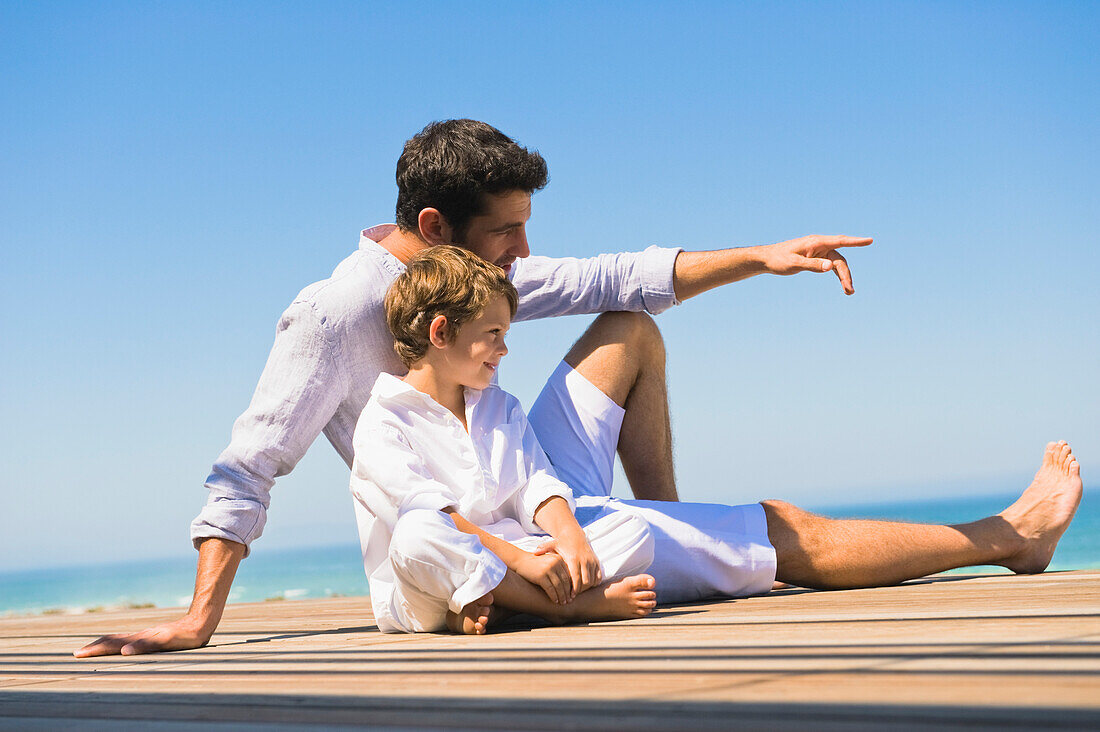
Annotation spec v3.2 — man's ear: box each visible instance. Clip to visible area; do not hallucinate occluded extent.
[417,208,455,246]
[428,314,451,348]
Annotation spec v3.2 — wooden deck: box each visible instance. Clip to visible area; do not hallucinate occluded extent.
[3,571,1099,730]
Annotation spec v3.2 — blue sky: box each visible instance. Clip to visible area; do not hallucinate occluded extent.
[2,1,1097,571]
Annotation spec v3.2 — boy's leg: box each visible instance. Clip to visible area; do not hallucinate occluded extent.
[384,509,507,633]
[487,569,658,626]
[529,312,677,501]
[389,511,656,633]
[577,507,655,581]
[764,441,1083,589]
[513,505,657,584]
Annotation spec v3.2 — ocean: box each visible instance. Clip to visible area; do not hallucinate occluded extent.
[3,491,1096,617]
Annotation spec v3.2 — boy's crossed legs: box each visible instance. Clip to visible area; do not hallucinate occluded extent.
[529,312,1084,598]
[382,506,657,634]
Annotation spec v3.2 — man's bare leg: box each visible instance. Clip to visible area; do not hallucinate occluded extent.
[446,571,658,635]
[564,312,678,501]
[765,441,1083,589]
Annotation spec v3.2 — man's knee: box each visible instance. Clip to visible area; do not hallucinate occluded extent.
[568,311,665,369]
[595,311,664,355]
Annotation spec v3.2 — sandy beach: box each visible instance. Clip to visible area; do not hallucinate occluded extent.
[2,570,1098,730]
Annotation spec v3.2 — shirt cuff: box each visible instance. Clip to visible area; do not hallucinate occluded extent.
[640,245,682,314]
[517,476,576,534]
[399,491,458,517]
[190,499,267,558]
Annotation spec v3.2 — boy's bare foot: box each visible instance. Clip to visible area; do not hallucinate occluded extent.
[999,441,1083,574]
[446,592,494,635]
[563,574,657,623]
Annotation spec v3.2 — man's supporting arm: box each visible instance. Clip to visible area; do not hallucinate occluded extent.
[74,299,349,658]
[74,537,245,657]
[672,234,873,301]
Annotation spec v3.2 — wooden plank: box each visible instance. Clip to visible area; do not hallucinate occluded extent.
[2,571,1098,729]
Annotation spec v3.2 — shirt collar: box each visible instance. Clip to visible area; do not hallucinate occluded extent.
[360,224,398,248]
[358,224,405,279]
[371,372,486,419]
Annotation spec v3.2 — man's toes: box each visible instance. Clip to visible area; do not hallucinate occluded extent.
[1044,442,1058,464]
[1070,459,1080,476]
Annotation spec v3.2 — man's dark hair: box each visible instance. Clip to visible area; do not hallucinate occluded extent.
[395,119,549,240]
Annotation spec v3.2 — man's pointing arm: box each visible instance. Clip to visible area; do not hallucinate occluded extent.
[672,234,873,301]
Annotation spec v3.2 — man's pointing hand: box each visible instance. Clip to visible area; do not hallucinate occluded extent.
[763,234,873,295]
[672,234,873,300]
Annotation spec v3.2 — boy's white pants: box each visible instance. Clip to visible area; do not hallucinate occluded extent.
[380,506,654,634]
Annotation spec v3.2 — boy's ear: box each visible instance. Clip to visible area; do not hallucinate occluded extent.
[428,315,451,348]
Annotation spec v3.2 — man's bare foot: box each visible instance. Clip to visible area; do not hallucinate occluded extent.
[562,574,657,623]
[446,593,494,635]
[999,441,1083,574]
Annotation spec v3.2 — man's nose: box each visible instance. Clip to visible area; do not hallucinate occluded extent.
[499,339,509,357]
[511,227,530,259]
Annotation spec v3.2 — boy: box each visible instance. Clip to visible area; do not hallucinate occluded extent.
[350,246,658,634]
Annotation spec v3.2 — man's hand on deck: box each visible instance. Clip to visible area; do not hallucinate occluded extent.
[73,613,215,657]
[761,234,873,295]
[73,536,245,658]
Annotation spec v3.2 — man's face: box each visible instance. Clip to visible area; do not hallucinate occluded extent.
[455,190,532,274]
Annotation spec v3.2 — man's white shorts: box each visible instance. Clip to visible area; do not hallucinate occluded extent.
[529,360,778,602]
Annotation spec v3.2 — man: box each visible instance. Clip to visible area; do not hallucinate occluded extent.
[76,120,1082,656]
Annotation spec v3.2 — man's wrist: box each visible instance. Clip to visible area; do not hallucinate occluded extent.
[742,244,773,274]
[184,601,223,633]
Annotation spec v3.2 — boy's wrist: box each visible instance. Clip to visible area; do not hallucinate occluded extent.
[503,548,534,571]
[554,525,586,544]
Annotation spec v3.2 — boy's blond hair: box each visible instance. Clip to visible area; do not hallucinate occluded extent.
[385,245,519,367]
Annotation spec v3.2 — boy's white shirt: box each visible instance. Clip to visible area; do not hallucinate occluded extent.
[190,225,681,554]
[350,372,576,621]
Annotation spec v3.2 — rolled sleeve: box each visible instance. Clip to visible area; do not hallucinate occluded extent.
[515,472,575,535]
[191,300,347,556]
[399,490,459,516]
[510,246,682,321]
[639,244,682,314]
[189,478,268,551]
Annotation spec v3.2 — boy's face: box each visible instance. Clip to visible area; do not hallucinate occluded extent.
[443,294,511,390]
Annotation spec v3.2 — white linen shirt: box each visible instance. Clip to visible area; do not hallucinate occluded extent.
[190,224,681,553]
[350,373,576,623]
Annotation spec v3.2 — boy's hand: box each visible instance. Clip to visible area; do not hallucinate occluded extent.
[513,551,573,605]
[534,531,602,598]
